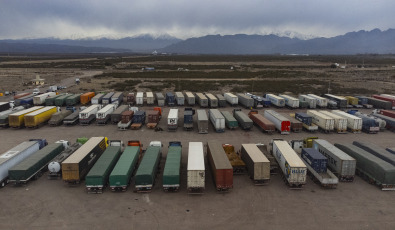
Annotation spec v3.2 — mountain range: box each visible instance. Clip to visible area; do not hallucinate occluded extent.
[1,29,394,54]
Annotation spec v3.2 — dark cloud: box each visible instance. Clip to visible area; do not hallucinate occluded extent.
[0,0,394,39]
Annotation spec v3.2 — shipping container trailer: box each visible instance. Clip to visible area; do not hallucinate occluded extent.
[63,111,79,126]
[0,106,25,127]
[265,94,285,107]
[0,141,40,187]
[110,92,124,105]
[372,95,395,109]
[65,93,81,106]
[299,101,309,109]
[282,113,303,133]
[345,96,358,106]
[324,94,347,108]
[387,148,395,155]
[205,93,218,108]
[380,94,395,99]
[147,108,161,129]
[380,110,395,119]
[163,145,182,191]
[156,92,165,106]
[299,95,317,108]
[85,146,122,193]
[355,96,369,105]
[371,113,395,131]
[256,143,278,174]
[319,110,348,133]
[207,141,233,191]
[110,105,129,124]
[367,97,392,110]
[45,94,64,106]
[306,110,334,132]
[15,95,34,106]
[8,141,66,184]
[48,142,82,179]
[272,140,307,188]
[134,146,162,192]
[185,92,195,105]
[295,112,312,126]
[62,137,108,184]
[131,110,146,130]
[221,111,238,130]
[224,93,238,106]
[91,93,105,105]
[79,104,101,125]
[13,92,31,100]
[264,110,291,134]
[109,146,140,191]
[80,92,95,105]
[135,92,144,106]
[54,94,73,106]
[117,110,134,130]
[222,144,246,174]
[216,94,226,107]
[209,109,225,132]
[197,109,208,134]
[126,93,135,105]
[8,106,44,128]
[312,139,356,182]
[102,92,115,105]
[307,94,328,108]
[241,144,270,185]
[248,110,275,133]
[332,110,362,133]
[237,93,254,108]
[166,92,176,106]
[353,141,395,166]
[368,114,387,130]
[24,106,57,128]
[335,143,395,190]
[33,92,56,105]
[300,148,338,188]
[187,142,205,193]
[183,108,195,131]
[196,93,208,108]
[167,108,179,131]
[175,92,185,106]
[279,94,299,109]
[352,112,380,133]
[96,104,117,125]
[145,92,154,105]
[233,109,253,130]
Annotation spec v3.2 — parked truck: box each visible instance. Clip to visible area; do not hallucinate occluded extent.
[109,146,141,191]
[264,110,291,134]
[185,92,195,106]
[353,141,395,166]
[8,141,67,185]
[80,92,95,105]
[102,92,115,105]
[279,94,299,109]
[117,111,134,130]
[294,112,318,132]
[222,144,246,174]
[96,104,117,125]
[216,94,226,107]
[126,93,135,105]
[224,93,238,106]
[352,112,380,134]
[45,94,64,106]
[163,142,182,191]
[130,111,146,130]
[255,143,278,175]
[205,93,218,108]
[248,110,275,133]
[0,141,40,187]
[319,110,348,133]
[79,105,101,125]
[85,146,122,193]
[175,92,185,106]
[307,94,328,108]
[233,109,253,130]
[306,110,334,132]
[183,108,195,131]
[110,92,124,105]
[147,107,162,129]
[187,142,205,194]
[372,95,395,109]
[91,93,105,105]
[367,97,392,110]
[272,140,307,188]
[54,94,72,106]
[167,109,179,131]
[221,111,238,130]
[0,106,25,128]
[8,106,44,128]
[47,142,82,179]
[24,106,58,128]
[331,110,362,133]
[110,105,129,124]
[237,93,254,108]
[134,145,162,192]
[65,93,81,106]
[33,92,56,105]
[166,92,175,106]
[196,93,208,108]
[209,109,225,132]
[324,94,347,108]
[62,137,108,185]
[156,92,165,106]
[299,95,317,108]
[207,141,233,191]
[312,139,356,182]
[63,110,80,126]
[372,113,395,131]
[240,144,270,185]
[197,109,208,134]
[48,110,72,126]
[265,94,285,107]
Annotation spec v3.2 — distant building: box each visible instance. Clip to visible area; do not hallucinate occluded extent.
[31,75,45,86]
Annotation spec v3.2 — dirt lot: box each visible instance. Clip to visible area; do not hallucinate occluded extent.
[0,105,394,230]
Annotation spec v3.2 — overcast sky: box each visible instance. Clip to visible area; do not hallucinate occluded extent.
[0,0,394,39]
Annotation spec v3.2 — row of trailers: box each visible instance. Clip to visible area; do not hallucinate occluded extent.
[1,137,394,191]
